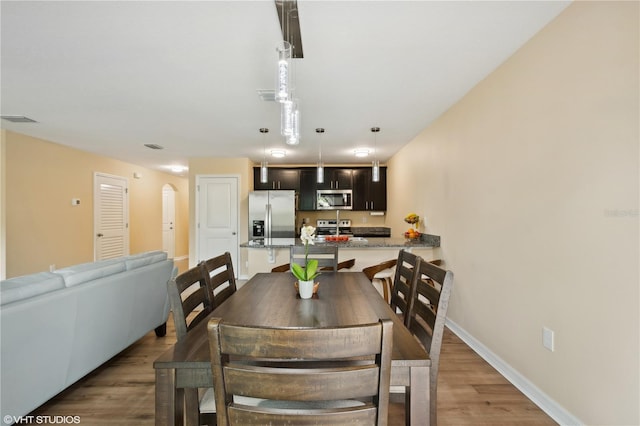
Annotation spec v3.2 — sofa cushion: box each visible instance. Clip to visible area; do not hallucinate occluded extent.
[0,272,65,305]
[55,259,127,288]
[125,250,168,270]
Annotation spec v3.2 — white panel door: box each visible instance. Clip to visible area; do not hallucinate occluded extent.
[196,176,239,272]
[162,185,176,258]
[94,173,129,260]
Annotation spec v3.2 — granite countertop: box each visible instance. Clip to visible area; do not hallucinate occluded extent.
[240,234,440,249]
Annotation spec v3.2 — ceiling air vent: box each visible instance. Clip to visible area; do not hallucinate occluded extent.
[144,144,164,150]
[1,115,38,123]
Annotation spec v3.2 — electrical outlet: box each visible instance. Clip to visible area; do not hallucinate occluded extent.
[543,327,555,352]
[49,264,56,272]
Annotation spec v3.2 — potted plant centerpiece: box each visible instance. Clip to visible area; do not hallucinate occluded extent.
[291,225,320,299]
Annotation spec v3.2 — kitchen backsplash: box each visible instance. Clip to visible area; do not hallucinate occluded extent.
[295,211,387,230]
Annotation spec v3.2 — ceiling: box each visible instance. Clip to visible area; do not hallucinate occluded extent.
[1,1,570,175]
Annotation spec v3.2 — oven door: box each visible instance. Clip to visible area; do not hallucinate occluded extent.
[316,190,353,210]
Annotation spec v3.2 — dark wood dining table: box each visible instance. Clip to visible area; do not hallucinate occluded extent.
[153,271,430,426]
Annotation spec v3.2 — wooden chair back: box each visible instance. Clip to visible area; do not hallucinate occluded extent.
[167,265,214,341]
[405,260,454,426]
[362,259,398,302]
[270,263,291,272]
[389,250,421,324]
[290,245,339,272]
[325,257,356,271]
[272,258,355,273]
[207,318,393,426]
[201,252,237,308]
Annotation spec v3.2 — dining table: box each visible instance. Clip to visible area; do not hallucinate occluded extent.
[153,271,430,426]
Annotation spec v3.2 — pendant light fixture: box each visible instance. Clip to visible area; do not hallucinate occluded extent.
[260,128,269,183]
[275,41,291,103]
[276,2,301,145]
[281,99,294,136]
[287,105,300,145]
[371,127,380,182]
[316,128,325,183]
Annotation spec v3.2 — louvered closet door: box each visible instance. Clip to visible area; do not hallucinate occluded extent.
[94,173,129,260]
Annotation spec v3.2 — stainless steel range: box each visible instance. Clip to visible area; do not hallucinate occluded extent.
[316,219,352,236]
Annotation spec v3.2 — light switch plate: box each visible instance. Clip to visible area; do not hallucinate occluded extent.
[543,327,555,352]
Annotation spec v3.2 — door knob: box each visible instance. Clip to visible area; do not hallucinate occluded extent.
[97,233,104,237]
[232,232,237,235]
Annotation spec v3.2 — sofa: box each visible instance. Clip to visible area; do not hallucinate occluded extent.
[0,251,175,424]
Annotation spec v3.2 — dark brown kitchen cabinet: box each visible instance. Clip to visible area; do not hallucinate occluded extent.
[298,168,317,211]
[317,168,353,190]
[253,168,300,190]
[352,167,387,211]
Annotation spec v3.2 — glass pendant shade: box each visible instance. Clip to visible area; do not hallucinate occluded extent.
[372,160,380,182]
[275,41,292,103]
[259,128,269,183]
[286,108,300,145]
[281,100,294,136]
[371,127,381,182]
[316,127,325,183]
[316,162,324,183]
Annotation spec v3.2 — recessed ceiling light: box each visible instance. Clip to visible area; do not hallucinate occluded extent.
[354,148,370,157]
[271,149,286,158]
[170,165,187,173]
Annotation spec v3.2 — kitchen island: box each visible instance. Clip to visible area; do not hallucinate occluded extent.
[240,234,441,278]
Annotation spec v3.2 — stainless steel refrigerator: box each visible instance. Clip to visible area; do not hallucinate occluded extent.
[249,190,296,244]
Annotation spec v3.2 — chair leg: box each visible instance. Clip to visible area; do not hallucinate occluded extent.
[184,388,200,426]
[382,278,391,303]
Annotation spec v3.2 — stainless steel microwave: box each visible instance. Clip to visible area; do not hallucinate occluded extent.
[316,189,353,210]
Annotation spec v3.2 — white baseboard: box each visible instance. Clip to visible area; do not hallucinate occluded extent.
[173,255,188,262]
[445,318,583,426]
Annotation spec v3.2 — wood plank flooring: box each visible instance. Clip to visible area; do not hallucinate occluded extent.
[31,313,556,425]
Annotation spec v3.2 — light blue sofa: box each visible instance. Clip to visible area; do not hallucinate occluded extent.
[0,251,174,424]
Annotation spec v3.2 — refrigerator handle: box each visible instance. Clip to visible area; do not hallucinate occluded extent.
[265,203,272,240]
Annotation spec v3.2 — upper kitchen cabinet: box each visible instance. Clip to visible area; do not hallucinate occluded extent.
[352,167,387,211]
[317,168,353,190]
[298,168,317,211]
[253,168,300,190]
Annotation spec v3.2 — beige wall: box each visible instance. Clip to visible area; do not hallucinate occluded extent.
[3,131,189,277]
[388,2,638,424]
[1,130,6,279]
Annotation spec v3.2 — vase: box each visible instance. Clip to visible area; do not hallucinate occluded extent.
[298,280,314,299]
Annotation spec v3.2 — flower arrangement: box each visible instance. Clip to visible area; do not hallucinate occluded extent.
[291,225,321,282]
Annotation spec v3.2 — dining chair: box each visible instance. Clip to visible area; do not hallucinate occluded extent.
[200,251,237,308]
[167,266,217,426]
[362,259,398,303]
[389,249,422,325]
[289,244,339,272]
[207,317,393,426]
[326,257,356,271]
[272,257,355,273]
[270,263,291,272]
[404,260,454,426]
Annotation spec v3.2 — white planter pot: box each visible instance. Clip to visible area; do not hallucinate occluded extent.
[298,280,314,299]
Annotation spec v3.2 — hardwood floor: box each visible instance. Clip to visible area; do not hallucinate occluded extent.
[31,313,556,425]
